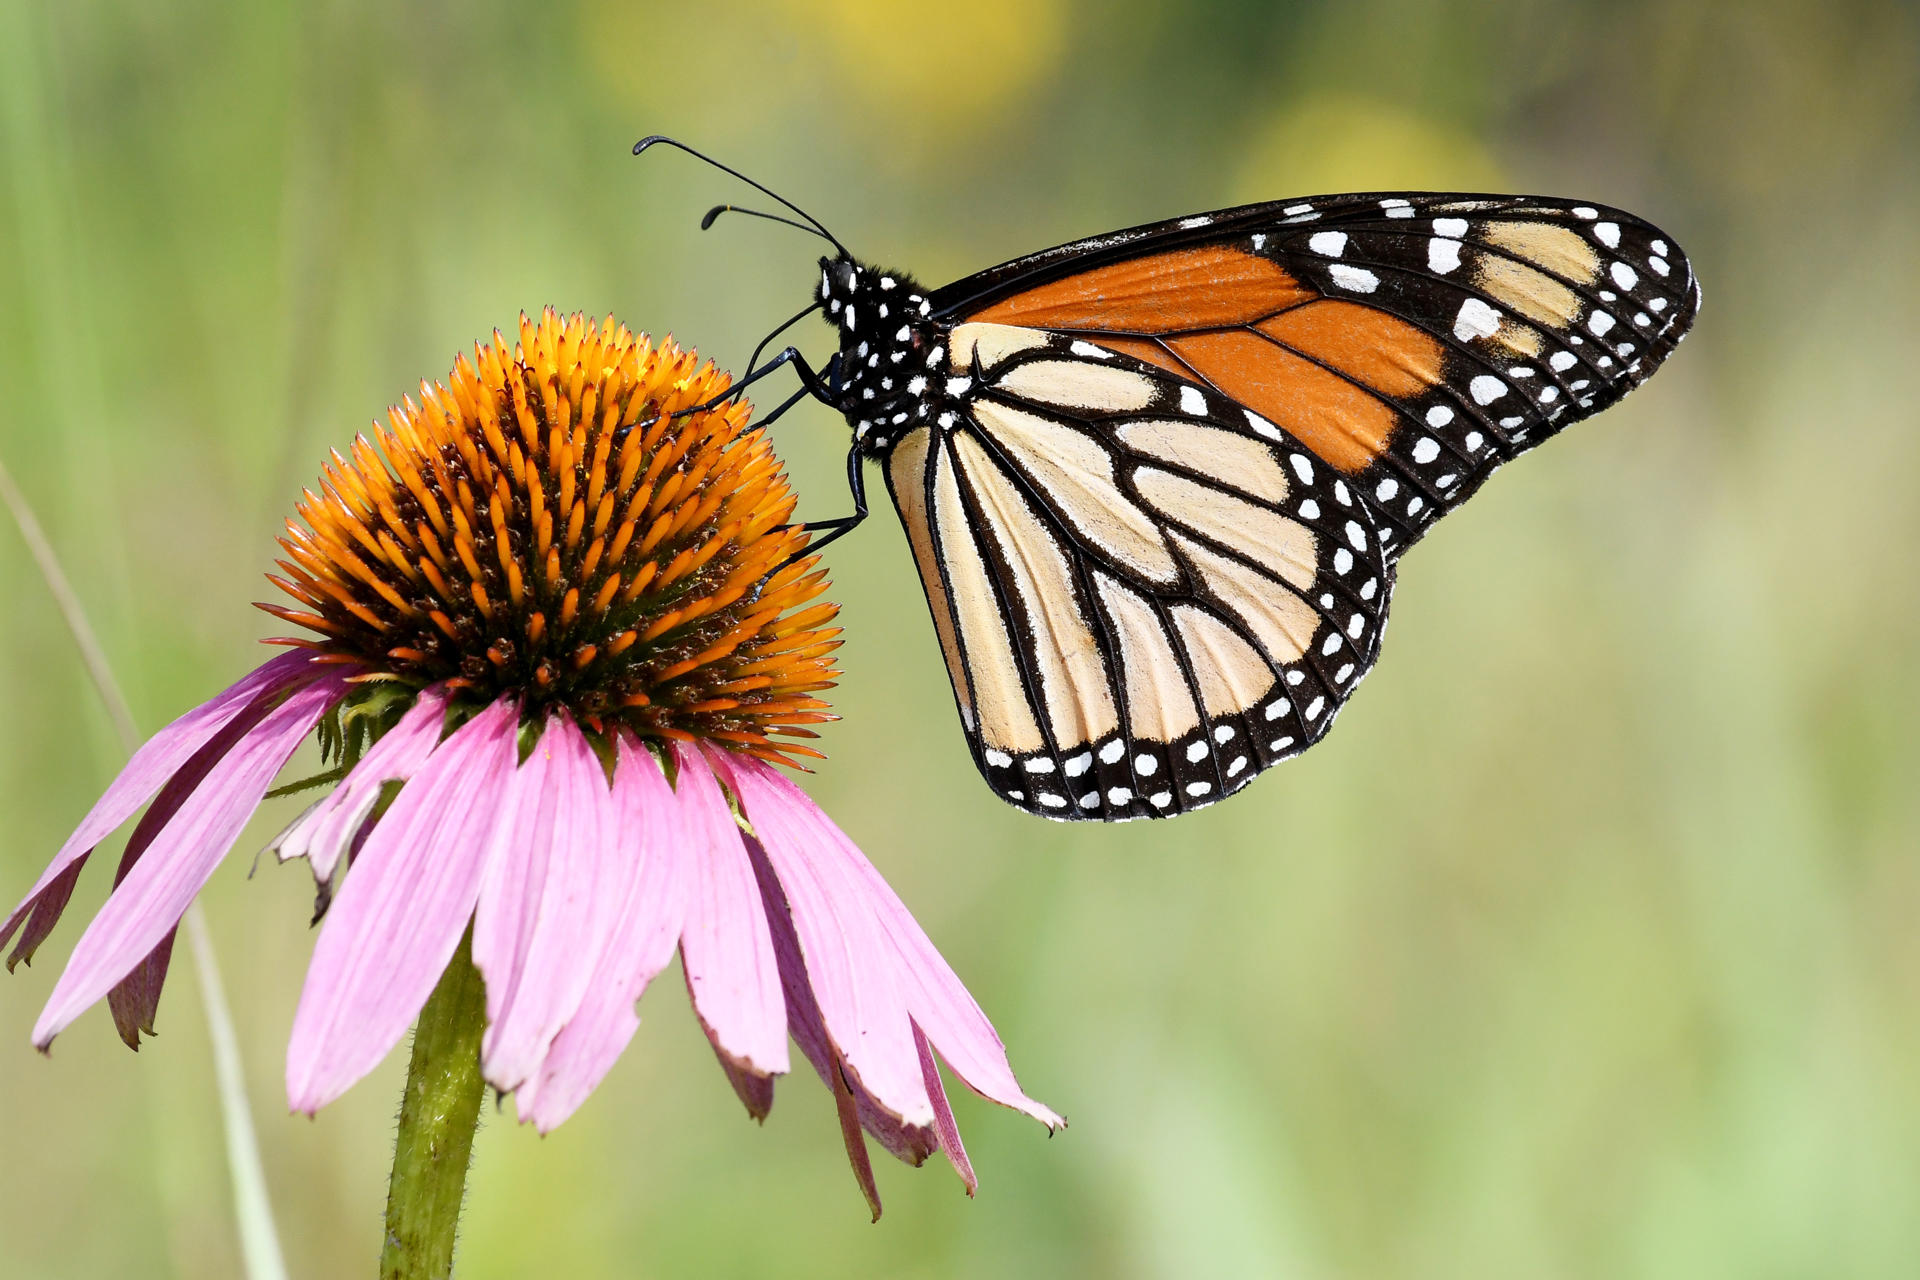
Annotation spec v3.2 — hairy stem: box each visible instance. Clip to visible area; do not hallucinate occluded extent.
[380,931,488,1280]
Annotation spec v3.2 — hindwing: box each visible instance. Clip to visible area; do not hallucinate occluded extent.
[882,328,1393,821]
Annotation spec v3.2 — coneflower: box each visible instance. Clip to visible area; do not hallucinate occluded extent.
[3,311,1058,1264]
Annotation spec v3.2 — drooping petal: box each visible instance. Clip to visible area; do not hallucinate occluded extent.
[516,737,691,1132]
[32,670,349,1049]
[672,743,788,1081]
[99,693,296,1047]
[105,929,175,1052]
[915,1022,977,1196]
[271,687,449,882]
[828,1053,884,1223]
[478,714,623,1094]
[705,748,931,1127]
[1,651,324,963]
[285,698,518,1112]
[741,829,938,1168]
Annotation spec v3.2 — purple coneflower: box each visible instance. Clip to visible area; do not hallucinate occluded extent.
[4,311,1058,1231]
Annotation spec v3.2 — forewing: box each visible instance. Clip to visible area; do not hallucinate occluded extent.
[934,193,1699,556]
[883,328,1393,821]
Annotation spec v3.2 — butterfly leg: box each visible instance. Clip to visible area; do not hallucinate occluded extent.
[677,345,840,422]
[765,443,868,579]
[798,443,869,551]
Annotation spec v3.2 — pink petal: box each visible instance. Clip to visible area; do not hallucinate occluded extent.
[2,651,324,962]
[740,830,937,1167]
[915,1022,976,1195]
[516,738,691,1132]
[477,715,624,1093]
[32,671,348,1048]
[271,688,449,883]
[705,749,930,1127]
[98,691,296,1047]
[672,743,788,1080]
[285,698,519,1113]
[828,1054,884,1223]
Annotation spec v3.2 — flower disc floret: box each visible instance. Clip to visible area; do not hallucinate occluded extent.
[262,310,838,765]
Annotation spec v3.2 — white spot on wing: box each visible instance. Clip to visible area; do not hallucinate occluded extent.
[1180,385,1207,416]
[1454,297,1501,342]
[1329,264,1379,293]
[1469,375,1507,404]
[1309,230,1348,258]
[1428,238,1463,274]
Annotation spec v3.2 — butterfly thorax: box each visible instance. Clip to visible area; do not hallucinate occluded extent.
[816,256,949,457]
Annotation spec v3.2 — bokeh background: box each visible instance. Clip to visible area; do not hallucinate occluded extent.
[3,0,1918,1276]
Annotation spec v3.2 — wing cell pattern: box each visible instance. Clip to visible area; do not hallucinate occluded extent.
[883,330,1392,820]
[944,194,1699,558]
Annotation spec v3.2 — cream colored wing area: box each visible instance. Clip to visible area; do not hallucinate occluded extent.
[1171,531,1320,663]
[887,427,973,727]
[1132,466,1319,590]
[1113,419,1293,506]
[1169,605,1276,718]
[1091,570,1201,743]
[927,432,1044,753]
[971,400,1179,585]
[994,359,1158,413]
[951,430,1120,750]
[948,321,1051,373]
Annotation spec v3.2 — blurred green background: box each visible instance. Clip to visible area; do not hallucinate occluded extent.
[3,0,1918,1276]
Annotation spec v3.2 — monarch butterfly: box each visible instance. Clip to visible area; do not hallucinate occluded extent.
[636,138,1700,822]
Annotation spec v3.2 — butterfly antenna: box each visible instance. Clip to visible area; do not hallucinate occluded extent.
[634,135,850,258]
[701,203,835,245]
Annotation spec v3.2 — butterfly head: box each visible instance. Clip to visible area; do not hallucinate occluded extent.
[816,256,944,454]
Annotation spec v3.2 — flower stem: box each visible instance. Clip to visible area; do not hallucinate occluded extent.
[380,930,488,1280]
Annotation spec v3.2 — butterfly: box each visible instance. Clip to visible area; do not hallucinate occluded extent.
[637,138,1700,822]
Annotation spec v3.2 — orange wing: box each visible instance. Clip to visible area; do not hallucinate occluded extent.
[967,247,1445,475]
[947,196,1699,556]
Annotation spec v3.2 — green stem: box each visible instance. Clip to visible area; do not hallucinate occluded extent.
[381,930,488,1280]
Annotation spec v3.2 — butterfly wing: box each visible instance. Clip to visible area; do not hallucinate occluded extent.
[883,326,1391,821]
[931,193,1700,555]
